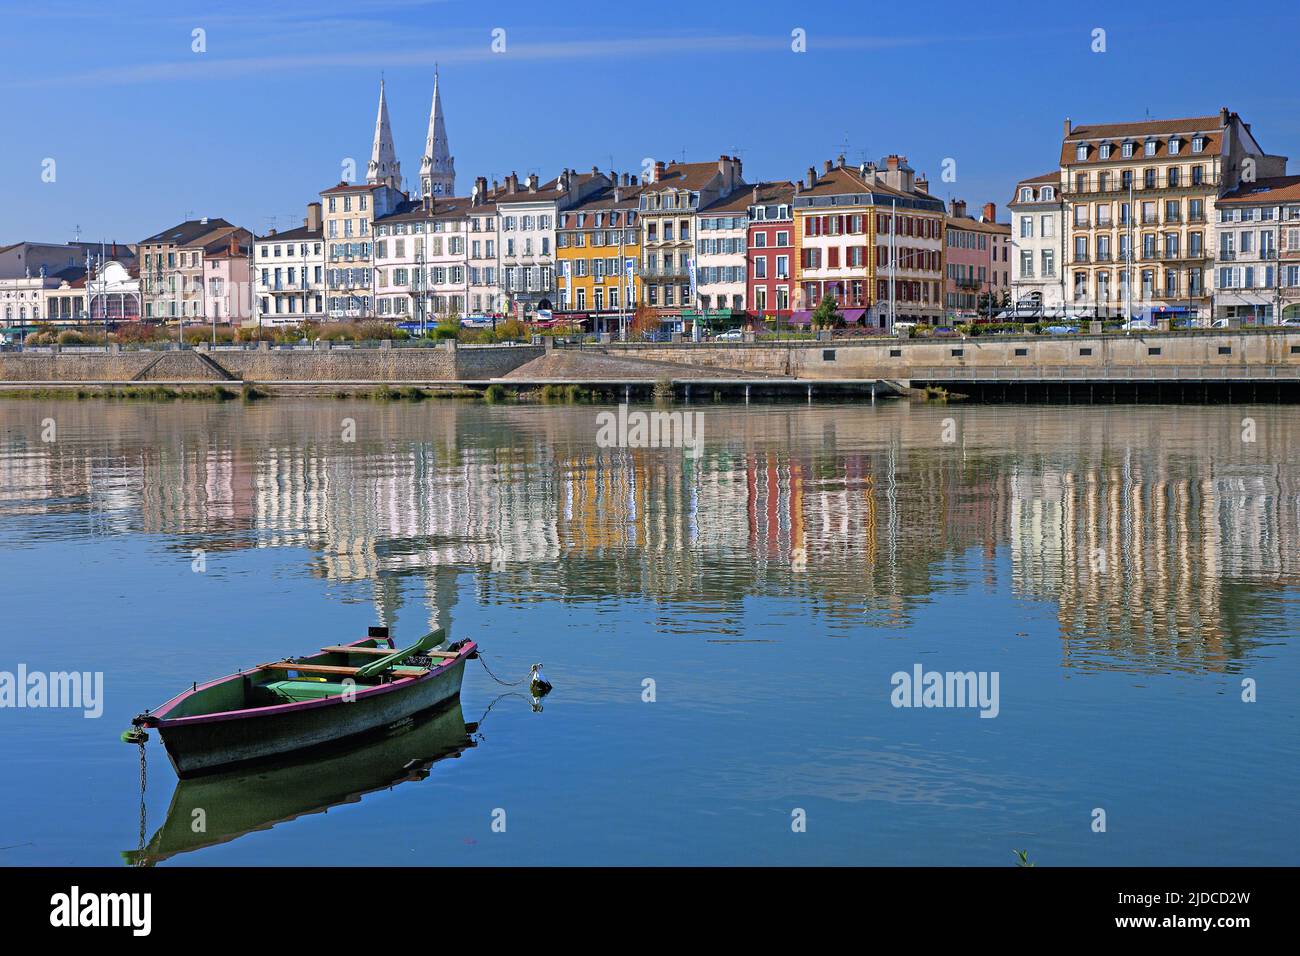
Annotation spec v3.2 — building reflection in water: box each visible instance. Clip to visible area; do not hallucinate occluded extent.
[1,402,1296,672]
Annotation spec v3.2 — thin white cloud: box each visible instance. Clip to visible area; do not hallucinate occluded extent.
[4,30,1038,90]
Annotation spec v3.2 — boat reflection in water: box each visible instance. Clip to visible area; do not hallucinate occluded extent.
[124,700,475,866]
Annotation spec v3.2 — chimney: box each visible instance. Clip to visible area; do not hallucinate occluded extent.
[526,173,538,192]
[982,202,996,223]
[305,201,322,233]
[794,181,802,196]
[623,172,632,187]
[1064,117,1072,137]
[228,235,238,256]
[950,198,967,219]
[1220,106,1230,126]
[653,160,666,183]
[885,155,900,171]
[823,159,833,174]
[507,172,518,195]
[915,175,929,194]
[752,185,759,204]
[806,166,816,189]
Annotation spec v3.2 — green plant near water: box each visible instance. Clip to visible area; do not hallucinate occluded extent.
[483,383,509,404]
[1012,849,1035,868]
[652,377,674,404]
[240,383,268,402]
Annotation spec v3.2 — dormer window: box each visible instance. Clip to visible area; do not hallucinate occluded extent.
[1122,142,1135,158]
[1020,187,1033,202]
[1076,144,1088,161]
[1144,140,1157,156]
[1042,186,1055,201]
[1100,143,1112,160]
[1169,137,1181,155]
[1192,136,1205,153]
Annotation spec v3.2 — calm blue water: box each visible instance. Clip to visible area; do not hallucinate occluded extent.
[0,399,1297,865]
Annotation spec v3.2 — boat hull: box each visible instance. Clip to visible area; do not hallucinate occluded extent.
[155,653,469,777]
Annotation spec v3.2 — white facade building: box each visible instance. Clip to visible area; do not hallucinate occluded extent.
[1008,172,1066,315]
[254,203,325,325]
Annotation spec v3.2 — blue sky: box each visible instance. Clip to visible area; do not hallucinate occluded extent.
[4,0,1299,243]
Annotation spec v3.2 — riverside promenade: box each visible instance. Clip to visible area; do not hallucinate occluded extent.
[2,328,1299,402]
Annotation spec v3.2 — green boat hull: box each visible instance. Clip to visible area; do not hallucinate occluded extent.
[125,699,473,865]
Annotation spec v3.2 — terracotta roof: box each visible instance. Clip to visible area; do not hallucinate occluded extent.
[254,223,322,243]
[799,165,872,198]
[700,184,763,214]
[376,196,475,223]
[1007,172,1061,206]
[748,181,796,206]
[320,182,379,194]
[1217,175,1300,205]
[490,171,605,205]
[640,161,723,193]
[139,218,235,247]
[565,183,645,213]
[1061,115,1224,166]
[947,215,1011,236]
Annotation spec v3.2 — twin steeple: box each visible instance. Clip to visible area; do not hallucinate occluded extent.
[420,67,456,198]
[366,78,401,190]
[365,71,455,198]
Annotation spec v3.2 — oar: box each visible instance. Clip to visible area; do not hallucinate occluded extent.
[355,629,446,679]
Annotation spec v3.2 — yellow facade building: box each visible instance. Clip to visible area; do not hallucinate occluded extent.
[556,174,643,333]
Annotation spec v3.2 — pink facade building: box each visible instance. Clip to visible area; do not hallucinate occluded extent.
[943,200,1012,320]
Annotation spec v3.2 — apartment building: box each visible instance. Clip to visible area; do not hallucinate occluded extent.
[1008,172,1066,314]
[253,203,325,324]
[373,194,472,322]
[696,185,753,316]
[321,182,406,318]
[137,218,236,321]
[746,181,795,318]
[556,173,642,332]
[202,233,253,324]
[1060,108,1286,321]
[1214,175,1300,322]
[944,200,1012,318]
[465,177,501,316]
[793,155,944,327]
[638,156,745,320]
[491,168,606,318]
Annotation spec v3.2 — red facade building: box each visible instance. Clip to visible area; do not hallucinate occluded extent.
[745,181,795,319]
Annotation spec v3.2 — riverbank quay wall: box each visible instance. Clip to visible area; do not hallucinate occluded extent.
[584,329,1300,384]
[0,342,544,385]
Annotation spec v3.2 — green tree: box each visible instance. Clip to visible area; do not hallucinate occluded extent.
[811,294,841,330]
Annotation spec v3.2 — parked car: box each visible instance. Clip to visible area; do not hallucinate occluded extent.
[1040,324,1079,335]
[892,321,917,335]
[931,326,961,338]
[1210,318,1231,329]
[715,328,744,342]
[1121,319,1157,331]
[1281,317,1300,327]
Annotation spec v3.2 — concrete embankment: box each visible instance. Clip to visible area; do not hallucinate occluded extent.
[4,329,1299,402]
[0,341,543,391]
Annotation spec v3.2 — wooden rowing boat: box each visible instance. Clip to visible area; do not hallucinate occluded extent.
[123,698,474,865]
[132,628,476,777]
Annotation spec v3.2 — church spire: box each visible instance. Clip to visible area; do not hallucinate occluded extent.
[419,67,455,197]
[367,78,401,190]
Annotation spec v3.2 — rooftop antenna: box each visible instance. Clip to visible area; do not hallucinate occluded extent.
[73,223,82,243]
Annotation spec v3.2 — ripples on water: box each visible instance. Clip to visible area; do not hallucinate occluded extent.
[0,400,1297,865]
